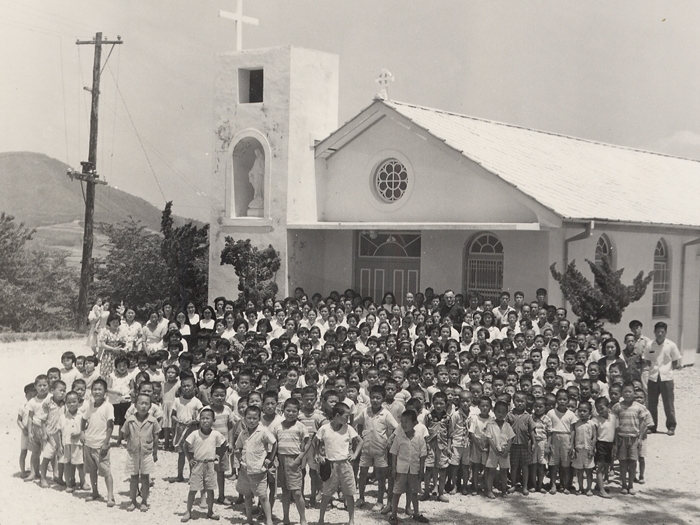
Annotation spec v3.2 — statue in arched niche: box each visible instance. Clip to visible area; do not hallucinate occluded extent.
[247,148,264,217]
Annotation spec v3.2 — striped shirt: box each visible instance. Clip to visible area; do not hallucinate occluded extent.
[270,420,308,455]
[611,401,647,437]
[449,410,470,448]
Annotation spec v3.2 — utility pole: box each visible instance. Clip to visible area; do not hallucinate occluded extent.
[70,32,122,331]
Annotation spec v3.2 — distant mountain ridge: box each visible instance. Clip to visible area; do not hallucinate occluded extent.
[0,151,198,229]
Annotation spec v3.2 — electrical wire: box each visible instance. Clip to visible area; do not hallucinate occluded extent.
[108,45,120,183]
[59,36,70,166]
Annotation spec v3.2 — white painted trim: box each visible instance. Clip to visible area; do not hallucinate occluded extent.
[227,128,272,219]
[287,222,541,231]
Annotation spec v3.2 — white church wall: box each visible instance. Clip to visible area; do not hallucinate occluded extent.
[320,116,541,224]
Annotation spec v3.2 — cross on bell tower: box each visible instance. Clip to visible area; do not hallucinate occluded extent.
[219,0,259,51]
[375,68,395,100]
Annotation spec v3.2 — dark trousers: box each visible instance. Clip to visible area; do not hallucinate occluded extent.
[647,378,676,431]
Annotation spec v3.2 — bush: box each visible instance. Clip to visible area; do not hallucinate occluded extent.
[220,237,280,308]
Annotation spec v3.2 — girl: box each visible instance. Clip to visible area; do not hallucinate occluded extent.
[162,365,180,451]
[198,365,218,406]
[199,306,216,331]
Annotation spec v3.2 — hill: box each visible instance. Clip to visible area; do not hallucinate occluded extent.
[0,151,198,229]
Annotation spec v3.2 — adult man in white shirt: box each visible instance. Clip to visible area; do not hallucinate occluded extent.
[642,321,682,436]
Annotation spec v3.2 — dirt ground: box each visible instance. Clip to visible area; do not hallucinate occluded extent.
[0,339,698,525]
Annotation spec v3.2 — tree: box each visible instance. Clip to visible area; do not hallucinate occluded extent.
[93,218,171,317]
[220,237,281,307]
[160,202,209,308]
[550,255,654,326]
[0,213,78,331]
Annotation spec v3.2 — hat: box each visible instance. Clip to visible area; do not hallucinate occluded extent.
[319,459,332,481]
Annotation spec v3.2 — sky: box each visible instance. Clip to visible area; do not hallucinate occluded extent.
[2,1,700,222]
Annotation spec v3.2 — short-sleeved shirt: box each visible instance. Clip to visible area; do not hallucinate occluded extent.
[532,414,552,442]
[186,428,226,462]
[449,410,470,448]
[271,420,308,455]
[44,399,64,435]
[468,414,493,447]
[172,396,203,424]
[506,411,535,445]
[210,406,234,439]
[390,428,428,474]
[27,396,49,426]
[572,419,596,450]
[355,407,397,456]
[592,413,616,442]
[424,410,450,451]
[236,425,276,474]
[612,401,647,437]
[298,409,327,437]
[316,423,358,461]
[60,367,80,390]
[383,399,405,423]
[547,408,578,434]
[125,403,164,424]
[643,338,681,382]
[59,411,82,446]
[486,420,515,455]
[123,414,161,455]
[82,400,115,449]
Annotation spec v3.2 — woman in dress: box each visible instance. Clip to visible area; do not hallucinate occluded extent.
[87,297,104,352]
[220,311,237,341]
[142,310,167,354]
[119,307,143,352]
[98,311,126,378]
[199,306,216,331]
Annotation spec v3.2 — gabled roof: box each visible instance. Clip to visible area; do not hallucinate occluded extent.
[318,99,700,229]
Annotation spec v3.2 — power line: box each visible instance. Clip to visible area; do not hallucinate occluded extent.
[6,0,102,33]
[59,36,70,166]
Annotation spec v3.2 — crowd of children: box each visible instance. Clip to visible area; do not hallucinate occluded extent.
[17,286,658,523]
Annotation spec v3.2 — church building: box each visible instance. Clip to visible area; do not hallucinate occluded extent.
[208,44,700,358]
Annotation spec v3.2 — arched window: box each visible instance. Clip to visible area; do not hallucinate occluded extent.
[465,233,504,304]
[652,239,670,317]
[595,234,613,267]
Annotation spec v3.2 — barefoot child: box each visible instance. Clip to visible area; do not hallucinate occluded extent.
[633,389,653,485]
[570,401,596,495]
[272,398,309,525]
[39,380,67,488]
[209,383,234,504]
[485,401,515,499]
[468,396,493,494]
[172,374,203,482]
[59,391,84,492]
[548,390,577,494]
[123,393,160,511]
[182,408,228,522]
[447,391,471,496]
[236,405,277,525]
[315,402,363,525]
[162,364,180,451]
[506,391,535,495]
[613,382,647,495]
[390,409,429,524]
[26,375,50,481]
[81,378,116,507]
[530,397,552,493]
[18,383,36,477]
[592,397,616,498]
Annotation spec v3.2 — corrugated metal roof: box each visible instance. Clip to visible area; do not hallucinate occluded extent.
[384,100,700,228]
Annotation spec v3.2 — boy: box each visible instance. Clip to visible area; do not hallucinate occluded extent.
[485,401,515,499]
[236,405,277,525]
[25,374,50,482]
[315,403,363,525]
[298,386,326,505]
[547,390,577,494]
[356,385,397,511]
[447,390,471,495]
[123,393,161,511]
[18,383,36,477]
[634,389,653,485]
[209,383,234,504]
[390,410,429,524]
[182,408,228,522]
[613,382,648,495]
[60,391,84,492]
[272,398,309,525]
[570,401,596,495]
[422,391,450,502]
[172,374,204,483]
[507,391,536,495]
[530,397,552,493]
[468,396,493,494]
[39,380,66,488]
[81,378,115,506]
[592,395,616,495]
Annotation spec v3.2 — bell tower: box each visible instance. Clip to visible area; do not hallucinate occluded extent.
[208,46,339,302]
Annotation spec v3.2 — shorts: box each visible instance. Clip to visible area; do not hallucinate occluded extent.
[548,434,571,467]
[60,444,84,465]
[393,473,421,494]
[571,449,594,470]
[469,441,489,465]
[84,445,111,477]
[530,440,547,465]
[448,446,470,466]
[509,444,531,465]
[359,451,388,469]
[426,445,449,469]
[485,449,510,469]
[40,434,60,461]
[189,461,217,491]
[125,451,155,476]
[638,439,647,459]
[322,460,357,497]
[617,436,639,461]
[20,430,29,451]
[113,402,130,427]
[278,455,303,492]
[594,441,613,464]
[236,467,268,497]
